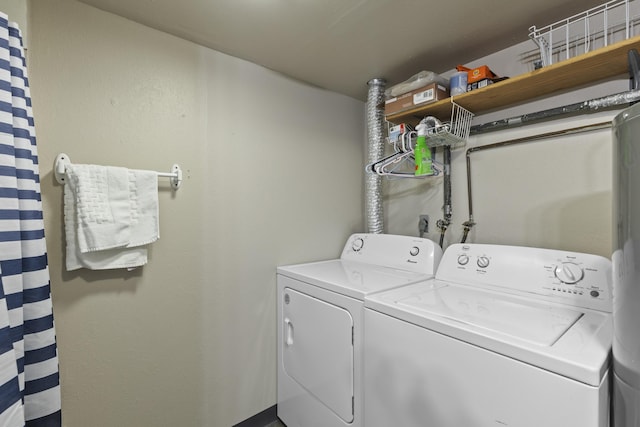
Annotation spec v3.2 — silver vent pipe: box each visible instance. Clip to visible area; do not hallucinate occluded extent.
[471,89,640,134]
[365,78,386,234]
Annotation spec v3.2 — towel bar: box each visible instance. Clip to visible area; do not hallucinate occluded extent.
[54,153,183,190]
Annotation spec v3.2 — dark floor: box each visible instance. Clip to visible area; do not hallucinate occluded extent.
[265,421,285,427]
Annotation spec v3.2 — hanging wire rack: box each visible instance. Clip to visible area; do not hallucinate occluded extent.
[370,101,473,178]
[529,0,639,67]
[426,100,474,149]
[386,101,473,151]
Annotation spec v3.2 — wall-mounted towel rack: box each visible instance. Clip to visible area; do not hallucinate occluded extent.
[54,153,183,190]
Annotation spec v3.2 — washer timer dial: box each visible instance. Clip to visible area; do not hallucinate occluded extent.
[477,256,490,269]
[351,237,364,252]
[554,262,584,284]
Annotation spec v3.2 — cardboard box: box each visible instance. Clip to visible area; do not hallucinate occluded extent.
[467,78,493,91]
[457,65,497,84]
[385,82,449,115]
[466,76,509,92]
[388,123,409,143]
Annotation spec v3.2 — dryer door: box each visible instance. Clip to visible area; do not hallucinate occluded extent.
[282,287,354,422]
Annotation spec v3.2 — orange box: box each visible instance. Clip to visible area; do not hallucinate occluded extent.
[457,65,497,84]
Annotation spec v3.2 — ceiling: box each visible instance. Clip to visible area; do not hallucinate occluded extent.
[76,0,606,101]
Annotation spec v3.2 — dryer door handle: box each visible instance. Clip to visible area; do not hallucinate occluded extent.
[284,317,294,346]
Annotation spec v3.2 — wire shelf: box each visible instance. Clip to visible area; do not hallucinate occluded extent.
[369,101,473,179]
[425,101,474,149]
[529,0,638,67]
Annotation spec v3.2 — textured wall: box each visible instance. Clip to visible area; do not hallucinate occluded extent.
[384,40,620,257]
[0,0,27,45]
[28,1,364,425]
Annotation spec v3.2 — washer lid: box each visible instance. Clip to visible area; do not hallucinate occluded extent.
[395,283,582,346]
[277,259,432,300]
[365,280,612,386]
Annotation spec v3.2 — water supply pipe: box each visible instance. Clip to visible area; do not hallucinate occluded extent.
[437,145,452,247]
[461,121,611,243]
[458,57,640,241]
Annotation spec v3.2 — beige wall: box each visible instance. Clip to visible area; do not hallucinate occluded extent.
[0,0,27,45]
[25,0,621,425]
[385,117,614,257]
[28,0,364,426]
[385,40,621,258]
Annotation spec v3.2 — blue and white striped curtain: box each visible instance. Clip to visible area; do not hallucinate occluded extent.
[0,13,61,427]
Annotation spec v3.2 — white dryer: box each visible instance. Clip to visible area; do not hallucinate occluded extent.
[364,243,612,427]
[277,233,442,427]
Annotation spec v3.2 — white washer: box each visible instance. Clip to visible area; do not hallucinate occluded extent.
[277,233,442,427]
[364,243,613,427]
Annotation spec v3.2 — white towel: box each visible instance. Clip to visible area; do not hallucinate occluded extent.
[66,164,130,252]
[127,168,160,247]
[63,164,159,271]
[64,182,147,270]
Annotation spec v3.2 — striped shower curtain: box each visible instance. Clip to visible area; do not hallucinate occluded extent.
[0,13,61,427]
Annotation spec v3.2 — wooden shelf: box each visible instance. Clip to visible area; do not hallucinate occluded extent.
[386,35,640,125]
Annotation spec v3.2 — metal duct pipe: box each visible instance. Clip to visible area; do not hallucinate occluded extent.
[471,89,640,134]
[365,78,386,234]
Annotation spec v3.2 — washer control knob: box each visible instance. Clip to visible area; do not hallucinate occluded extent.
[477,256,490,269]
[410,246,420,256]
[554,262,584,284]
[352,237,364,252]
[457,254,470,265]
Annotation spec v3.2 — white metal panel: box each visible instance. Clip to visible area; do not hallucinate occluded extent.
[277,233,443,300]
[339,234,442,274]
[364,309,609,427]
[612,103,640,424]
[613,371,640,425]
[366,280,611,385]
[282,287,354,422]
[395,283,583,346]
[278,260,431,300]
[435,243,612,312]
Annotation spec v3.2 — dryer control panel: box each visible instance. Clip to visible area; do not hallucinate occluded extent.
[437,243,612,312]
[341,233,443,275]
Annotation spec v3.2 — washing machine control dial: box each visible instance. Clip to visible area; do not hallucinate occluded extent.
[457,254,470,265]
[477,256,490,269]
[554,262,584,284]
[410,246,420,256]
[351,237,364,252]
